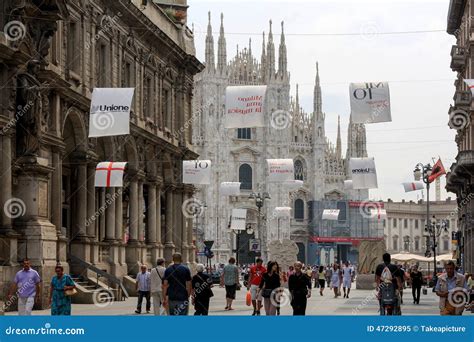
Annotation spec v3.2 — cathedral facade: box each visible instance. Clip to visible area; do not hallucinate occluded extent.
[192,14,368,264]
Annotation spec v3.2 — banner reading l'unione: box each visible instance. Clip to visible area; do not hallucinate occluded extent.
[349,82,391,124]
[224,85,267,128]
[349,157,378,189]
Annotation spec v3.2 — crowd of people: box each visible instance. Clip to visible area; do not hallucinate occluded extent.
[6,253,474,316]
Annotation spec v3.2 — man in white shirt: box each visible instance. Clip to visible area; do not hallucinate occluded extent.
[135,265,151,314]
[150,258,166,315]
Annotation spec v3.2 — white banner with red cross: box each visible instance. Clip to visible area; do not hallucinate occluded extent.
[95,162,127,187]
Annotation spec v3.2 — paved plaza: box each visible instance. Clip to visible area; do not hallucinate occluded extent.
[6,286,450,316]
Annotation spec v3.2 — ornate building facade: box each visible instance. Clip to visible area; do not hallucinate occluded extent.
[0,0,203,307]
[192,14,368,264]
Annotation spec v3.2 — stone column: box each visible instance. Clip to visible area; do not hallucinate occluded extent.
[76,162,88,238]
[179,189,189,262]
[164,185,175,263]
[126,178,141,274]
[115,188,123,241]
[0,134,13,233]
[138,181,144,242]
[86,164,96,238]
[185,187,196,264]
[147,183,157,244]
[174,188,184,256]
[156,183,163,257]
[105,188,116,241]
[129,180,139,242]
[51,150,62,235]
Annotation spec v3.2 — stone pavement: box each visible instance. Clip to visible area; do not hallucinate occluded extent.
[6,286,452,316]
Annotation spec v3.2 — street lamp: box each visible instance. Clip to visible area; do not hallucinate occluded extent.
[403,236,411,252]
[249,192,271,257]
[425,216,448,283]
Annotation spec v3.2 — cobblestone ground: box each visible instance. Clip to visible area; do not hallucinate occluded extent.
[6,286,451,316]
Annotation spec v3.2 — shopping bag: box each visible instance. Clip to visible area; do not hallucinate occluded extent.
[246,290,252,306]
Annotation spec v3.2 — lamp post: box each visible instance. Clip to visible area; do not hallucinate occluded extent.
[403,236,411,252]
[249,192,271,257]
[425,216,448,285]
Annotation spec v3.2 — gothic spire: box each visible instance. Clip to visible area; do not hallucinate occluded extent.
[314,61,322,117]
[336,115,342,158]
[217,12,227,73]
[205,11,215,72]
[261,31,266,80]
[266,20,275,79]
[278,21,287,77]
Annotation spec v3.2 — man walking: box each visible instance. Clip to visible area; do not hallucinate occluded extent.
[288,261,312,315]
[221,257,239,311]
[248,258,266,315]
[135,264,151,314]
[435,261,467,315]
[8,258,41,315]
[150,258,166,315]
[163,253,192,315]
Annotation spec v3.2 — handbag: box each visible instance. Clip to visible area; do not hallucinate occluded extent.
[64,287,77,296]
[246,290,252,306]
[422,287,428,295]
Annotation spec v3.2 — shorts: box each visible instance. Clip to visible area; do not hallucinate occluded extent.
[318,279,325,288]
[250,284,263,301]
[225,284,237,299]
[343,278,351,288]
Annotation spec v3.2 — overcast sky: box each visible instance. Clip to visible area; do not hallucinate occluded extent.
[188,0,457,202]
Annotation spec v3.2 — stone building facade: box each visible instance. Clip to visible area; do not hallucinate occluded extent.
[446,0,474,274]
[383,198,458,256]
[192,14,369,264]
[0,0,203,307]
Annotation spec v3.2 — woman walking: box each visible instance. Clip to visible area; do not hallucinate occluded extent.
[331,263,342,298]
[318,265,326,296]
[191,264,213,315]
[410,265,423,304]
[258,261,281,316]
[49,265,76,316]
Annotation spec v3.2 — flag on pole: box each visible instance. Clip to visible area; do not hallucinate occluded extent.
[428,158,446,183]
[88,88,135,137]
[230,209,247,230]
[370,208,387,220]
[402,181,424,192]
[267,159,294,182]
[463,79,474,94]
[343,180,353,190]
[224,85,267,128]
[349,157,378,189]
[349,82,391,124]
[220,182,241,196]
[183,160,211,185]
[95,162,127,187]
[322,209,340,220]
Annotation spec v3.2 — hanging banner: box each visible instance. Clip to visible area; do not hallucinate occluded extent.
[224,85,267,128]
[283,179,303,190]
[88,88,135,137]
[370,208,387,220]
[322,209,340,220]
[349,157,378,189]
[220,182,241,196]
[95,162,127,187]
[182,160,211,185]
[343,180,353,190]
[274,207,292,218]
[230,208,247,230]
[349,82,391,124]
[402,181,424,192]
[267,159,294,182]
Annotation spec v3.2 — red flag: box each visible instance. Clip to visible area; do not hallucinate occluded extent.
[428,158,446,183]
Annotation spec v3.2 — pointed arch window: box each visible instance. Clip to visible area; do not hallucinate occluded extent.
[294,199,304,221]
[294,160,304,181]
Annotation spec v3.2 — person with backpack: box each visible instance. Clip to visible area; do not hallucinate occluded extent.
[150,258,166,315]
[375,253,403,315]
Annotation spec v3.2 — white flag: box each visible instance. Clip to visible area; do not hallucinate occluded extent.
[463,79,474,95]
[183,160,211,185]
[283,179,303,191]
[224,86,266,128]
[230,209,247,230]
[88,88,135,137]
[322,209,340,220]
[95,162,127,187]
[370,208,387,220]
[402,181,424,192]
[349,157,378,189]
[343,180,353,190]
[349,82,391,124]
[220,182,241,196]
[274,207,292,218]
[267,159,294,182]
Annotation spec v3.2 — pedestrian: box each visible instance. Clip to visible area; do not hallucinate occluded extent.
[375,253,403,315]
[410,265,423,305]
[288,261,312,315]
[397,264,406,304]
[342,261,352,298]
[49,264,76,316]
[8,258,41,315]
[325,265,332,287]
[150,258,166,315]
[135,264,151,314]
[318,265,326,296]
[221,257,239,311]
[191,264,213,315]
[163,253,192,315]
[305,266,313,289]
[435,261,468,315]
[248,258,266,315]
[258,260,281,316]
[331,263,342,298]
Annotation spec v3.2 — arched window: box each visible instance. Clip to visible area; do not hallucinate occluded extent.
[239,164,252,190]
[294,199,304,220]
[294,160,304,181]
